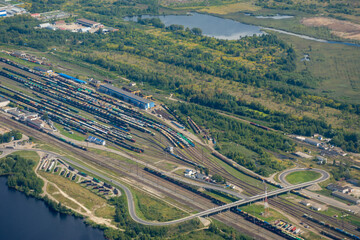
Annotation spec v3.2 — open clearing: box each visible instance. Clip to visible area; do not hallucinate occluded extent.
[273,31,360,105]
[285,171,321,185]
[200,1,260,14]
[301,17,360,41]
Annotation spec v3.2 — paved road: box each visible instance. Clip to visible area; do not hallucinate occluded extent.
[278,168,330,186]
[1,148,331,226]
[302,189,360,214]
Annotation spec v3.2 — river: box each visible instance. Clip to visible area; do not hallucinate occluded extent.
[125,12,360,47]
[0,177,106,240]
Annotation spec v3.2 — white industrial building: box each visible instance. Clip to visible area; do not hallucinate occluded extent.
[304,138,321,147]
[0,96,10,107]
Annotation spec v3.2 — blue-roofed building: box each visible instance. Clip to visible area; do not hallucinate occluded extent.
[0,10,6,17]
[86,136,106,145]
[58,73,87,84]
[99,84,155,110]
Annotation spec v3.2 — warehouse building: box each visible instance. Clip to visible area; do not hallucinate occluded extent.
[99,84,155,110]
[327,183,353,194]
[58,73,87,84]
[0,96,10,107]
[332,191,360,205]
[304,138,321,147]
[26,118,44,130]
[76,18,102,28]
[34,66,52,73]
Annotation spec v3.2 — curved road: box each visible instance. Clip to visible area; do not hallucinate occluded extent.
[1,149,330,226]
[278,168,329,186]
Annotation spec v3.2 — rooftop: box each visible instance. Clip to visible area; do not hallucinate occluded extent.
[76,18,100,25]
[100,84,153,104]
[0,96,10,103]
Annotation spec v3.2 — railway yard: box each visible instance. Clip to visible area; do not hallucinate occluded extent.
[0,56,360,240]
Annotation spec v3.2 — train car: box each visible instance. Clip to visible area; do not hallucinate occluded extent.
[78,172,88,177]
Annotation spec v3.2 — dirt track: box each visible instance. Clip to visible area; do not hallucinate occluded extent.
[301,17,360,40]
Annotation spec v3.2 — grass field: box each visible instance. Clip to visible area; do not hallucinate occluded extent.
[9,151,40,163]
[131,188,188,222]
[211,153,277,192]
[94,205,116,220]
[203,190,239,203]
[199,1,260,14]
[285,171,321,184]
[240,203,290,223]
[88,148,137,166]
[273,32,360,104]
[321,206,360,227]
[53,124,87,142]
[40,171,108,210]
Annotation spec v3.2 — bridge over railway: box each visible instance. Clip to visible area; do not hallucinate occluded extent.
[0,147,329,226]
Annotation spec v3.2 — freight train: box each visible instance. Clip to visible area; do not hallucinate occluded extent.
[250,122,270,131]
[47,132,87,151]
[1,59,196,154]
[303,214,359,240]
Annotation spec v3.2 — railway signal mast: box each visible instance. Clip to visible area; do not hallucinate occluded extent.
[263,180,269,217]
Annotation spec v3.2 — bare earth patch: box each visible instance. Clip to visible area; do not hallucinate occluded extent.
[301,17,360,40]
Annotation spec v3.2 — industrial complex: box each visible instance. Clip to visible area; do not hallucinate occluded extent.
[0,52,359,240]
[99,84,155,110]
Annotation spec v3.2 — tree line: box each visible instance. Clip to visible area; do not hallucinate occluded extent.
[0,130,22,144]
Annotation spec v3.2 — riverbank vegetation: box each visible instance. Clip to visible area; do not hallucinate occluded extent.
[0,151,43,195]
[0,150,252,239]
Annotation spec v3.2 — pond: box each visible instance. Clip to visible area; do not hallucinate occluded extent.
[0,177,106,240]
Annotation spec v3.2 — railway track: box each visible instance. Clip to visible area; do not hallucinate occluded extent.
[0,115,285,240]
[182,147,360,237]
[1,60,358,238]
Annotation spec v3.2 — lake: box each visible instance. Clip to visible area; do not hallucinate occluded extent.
[125,12,360,47]
[0,177,106,240]
[124,12,264,40]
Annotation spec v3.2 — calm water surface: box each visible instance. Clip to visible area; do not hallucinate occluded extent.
[0,177,106,240]
[124,12,264,40]
[125,12,360,47]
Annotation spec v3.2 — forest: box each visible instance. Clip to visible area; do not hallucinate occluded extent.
[0,9,359,154]
[0,154,43,195]
[169,102,292,176]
